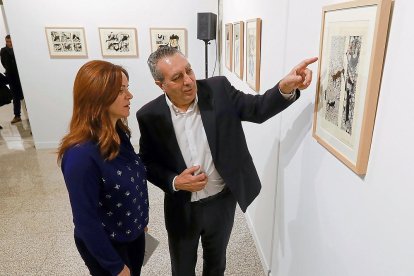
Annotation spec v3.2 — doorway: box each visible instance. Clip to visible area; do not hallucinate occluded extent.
[0,3,33,151]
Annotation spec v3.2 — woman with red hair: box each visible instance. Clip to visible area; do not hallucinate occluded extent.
[58,60,148,276]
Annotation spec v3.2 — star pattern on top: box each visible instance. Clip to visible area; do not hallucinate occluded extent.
[98,157,149,241]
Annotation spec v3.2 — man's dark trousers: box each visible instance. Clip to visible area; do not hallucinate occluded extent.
[168,188,236,276]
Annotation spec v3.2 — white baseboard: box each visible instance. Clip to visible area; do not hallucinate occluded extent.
[244,211,271,275]
[34,141,59,149]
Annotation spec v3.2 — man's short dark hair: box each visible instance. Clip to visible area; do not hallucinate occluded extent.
[147,46,183,82]
[5,35,10,39]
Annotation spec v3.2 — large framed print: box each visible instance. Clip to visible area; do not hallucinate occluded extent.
[45,27,87,58]
[313,0,392,174]
[245,18,262,92]
[99,28,138,57]
[233,21,244,79]
[150,28,187,56]
[224,23,233,71]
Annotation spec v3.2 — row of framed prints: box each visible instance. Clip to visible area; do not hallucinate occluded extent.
[45,27,188,58]
[224,18,262,92]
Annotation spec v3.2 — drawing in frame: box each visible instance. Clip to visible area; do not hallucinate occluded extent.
[99,28,138,57]
[312,0,392,175]
[233,21,244,79]
[45,27,87,58]
[224,23,233,71]
[150,28,187,56]
[245,18,262,92]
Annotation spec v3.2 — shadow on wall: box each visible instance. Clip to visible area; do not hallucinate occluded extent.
[270,103,314,271]
[271,103,346,275]
[270,102,347,275]
[249,128,280,269]
[246,103,317,272]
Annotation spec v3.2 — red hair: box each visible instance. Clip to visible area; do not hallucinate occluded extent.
[57,60,130,162]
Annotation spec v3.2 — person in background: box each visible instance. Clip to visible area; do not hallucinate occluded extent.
[58,60,149,276]
[0,35,24,124]
[136,46,317,276]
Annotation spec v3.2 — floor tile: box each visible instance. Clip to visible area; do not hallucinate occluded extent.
[0,232,55,263]
[0,260,41,276]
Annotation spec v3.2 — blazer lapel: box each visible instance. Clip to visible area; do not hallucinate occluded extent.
[158,99,187,172]
[197,83,217,160]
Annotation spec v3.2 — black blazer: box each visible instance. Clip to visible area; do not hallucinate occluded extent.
[136,76,298,232]
[1,47,21,88]
[1,47,18,76]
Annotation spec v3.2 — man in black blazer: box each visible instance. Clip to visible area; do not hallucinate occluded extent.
[136,46,317,276]
[1,35,24,124]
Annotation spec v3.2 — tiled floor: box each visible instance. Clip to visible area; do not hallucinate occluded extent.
[0,102,265,276]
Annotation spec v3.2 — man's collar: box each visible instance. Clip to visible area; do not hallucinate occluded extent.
[165,94,198,115]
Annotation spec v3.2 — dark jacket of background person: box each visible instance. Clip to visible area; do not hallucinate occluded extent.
[0,72,12,107]
[0,45,23,100]
[1,40,24,120]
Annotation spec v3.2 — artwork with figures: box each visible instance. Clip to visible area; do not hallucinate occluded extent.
[233,21,244,79]
[313,0,392,174]
[45,27,87,57]
[225,23,233,71]
[99,28,138,57]
[245,18,262,92]
[150,28,187,56]
[324,35,361,136]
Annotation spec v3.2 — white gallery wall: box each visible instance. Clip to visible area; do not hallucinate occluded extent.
[223,0,414,275]
[3,0,218,148]
[222,0,297,271]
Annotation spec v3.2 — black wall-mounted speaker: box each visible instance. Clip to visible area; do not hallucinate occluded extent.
[197,12,217,41]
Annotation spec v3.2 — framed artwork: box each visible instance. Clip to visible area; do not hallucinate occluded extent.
[150,28,187,56]
[45,27,87,58]
[245,18,262,92]
[99,28,138,57]
[313,0,392,174]
[233,21,244,79]
[224,23,233,71]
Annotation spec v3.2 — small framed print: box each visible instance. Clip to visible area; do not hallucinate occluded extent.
[45,27,87,58]
[224,23,233,71]
[150,28,187,56]
[313,0,392,174]
[233,21,244,79]
[245,18,262,92]
[99,28,138,57]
